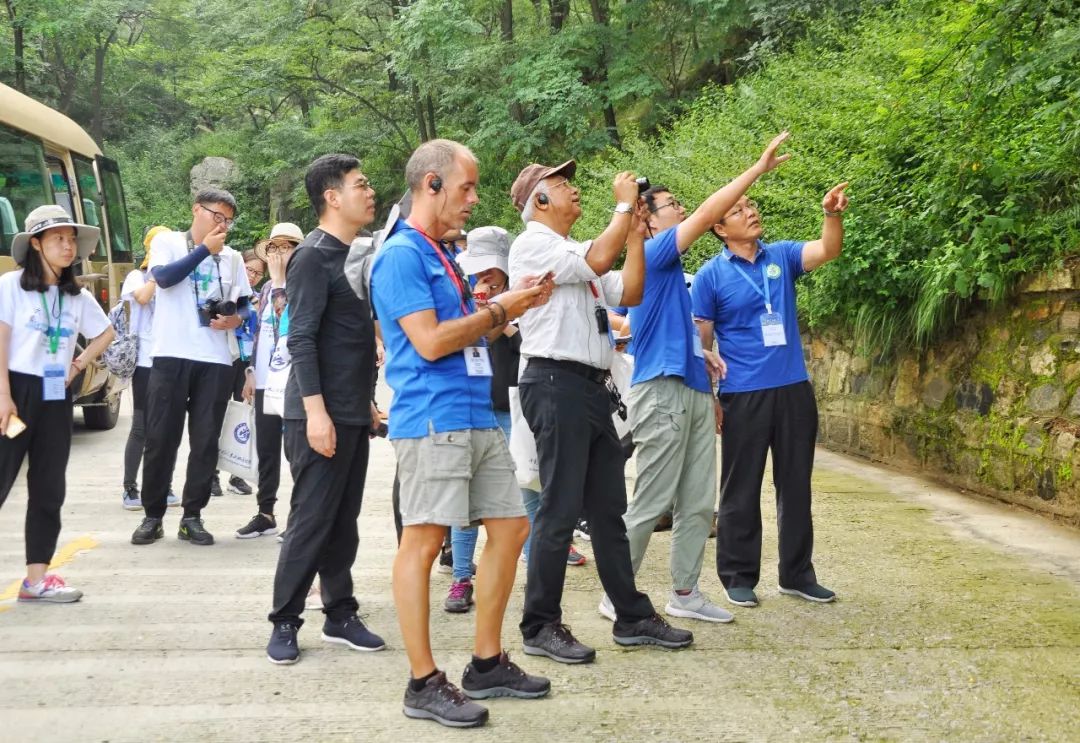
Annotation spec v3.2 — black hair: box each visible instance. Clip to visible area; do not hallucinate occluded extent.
[641,184,671,214]
[20,233,82,296]
[305,154,362,217]
[194,188,238,215]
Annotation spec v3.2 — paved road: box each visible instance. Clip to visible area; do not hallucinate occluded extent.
[1,395,1078,742]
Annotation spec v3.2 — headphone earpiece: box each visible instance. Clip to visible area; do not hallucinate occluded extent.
[431,176,443,193]
[537,193,549,205]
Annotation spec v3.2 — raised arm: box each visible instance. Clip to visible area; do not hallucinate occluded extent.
[585,172,642,275]
[801,182,850,272]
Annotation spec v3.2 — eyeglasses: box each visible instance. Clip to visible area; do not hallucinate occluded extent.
[725,200,759,221]
[265,241,296,255]
[352,177,372,190]
[651,197,682,214]
[199,204,235,229]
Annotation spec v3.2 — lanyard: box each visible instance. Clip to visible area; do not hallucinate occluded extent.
[186,232,224,306]
[731,258,774,314]
[407,220,473,316]
[39,291,64,356]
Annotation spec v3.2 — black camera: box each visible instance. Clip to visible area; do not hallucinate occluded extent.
[197,298,237,327]
[635,176,651,194]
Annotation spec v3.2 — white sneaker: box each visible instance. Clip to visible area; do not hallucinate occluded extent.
[18,574,83,603]
[664,587,734,623]
[598,593,616,621]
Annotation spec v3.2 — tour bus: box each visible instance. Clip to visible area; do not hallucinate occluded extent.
[0,81,133,429]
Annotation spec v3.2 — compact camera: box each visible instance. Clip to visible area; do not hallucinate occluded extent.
[635,176,651,194]
[197,298,237,327]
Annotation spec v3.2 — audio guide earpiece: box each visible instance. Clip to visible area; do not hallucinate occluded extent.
[537,193,549,205]
[431,176,443,193]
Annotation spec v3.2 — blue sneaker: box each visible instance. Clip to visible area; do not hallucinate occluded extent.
[122,485,141,511]
[779,582,836,603]
[267,622,300,665]
[723,586,759,607]
[166,490,180,508]
[322,615,386,652]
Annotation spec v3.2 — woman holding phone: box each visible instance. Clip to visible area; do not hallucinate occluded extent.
[0,205,114,603]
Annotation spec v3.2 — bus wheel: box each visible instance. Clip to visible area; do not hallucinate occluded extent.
[84,389,122,430]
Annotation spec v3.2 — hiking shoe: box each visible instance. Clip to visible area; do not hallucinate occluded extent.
[653,512,673,532]
[122,485,141,511]
[567,545,587,566]
[437,544,453,574]
[723,586,759,607]
[444,578,474,613]
[665,587,734,623]
[236,513,278,539]
[461,652,551,700]
[598,593,616,621]
[779,582,837,603]
[210,475,223,497]
[403,671,488,728]
[522,622,595,664]
[573,518,591,542]
[178,517,214,546]
[18,574,82,603]
[227,475,253,495]
[167,490,180,508]
[613,613,694,649]
[276,530,286,544]
[322,614,386,652]
[131,517,164,545]
[267,622,300,665]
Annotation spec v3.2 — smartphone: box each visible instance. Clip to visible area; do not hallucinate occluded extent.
[5,414,26,438]
[616,334,633,346]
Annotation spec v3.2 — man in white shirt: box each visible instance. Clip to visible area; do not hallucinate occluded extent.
[508,162,693,664]
[131,189,253,547]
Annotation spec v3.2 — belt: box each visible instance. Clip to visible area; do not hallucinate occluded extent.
[526,358,609,385]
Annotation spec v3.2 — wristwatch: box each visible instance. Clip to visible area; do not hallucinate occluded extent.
[614,202,633,214]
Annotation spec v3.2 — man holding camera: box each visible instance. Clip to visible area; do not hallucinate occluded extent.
[508,162,693,664]
[132,188,253,547]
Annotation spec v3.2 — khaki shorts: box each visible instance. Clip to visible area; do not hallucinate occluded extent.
[392,426,525,528]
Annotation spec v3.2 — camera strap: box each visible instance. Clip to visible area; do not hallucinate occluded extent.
[185,231,224,308]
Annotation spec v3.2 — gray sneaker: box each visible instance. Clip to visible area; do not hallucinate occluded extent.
[778,582,836,603]
[664,587,734,623]
[403,671,488,728]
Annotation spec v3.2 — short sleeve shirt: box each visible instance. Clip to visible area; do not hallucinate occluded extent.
[691,240,808,393]
[371,219,498,439]
[120,269,154,368]
[627,226,711,393]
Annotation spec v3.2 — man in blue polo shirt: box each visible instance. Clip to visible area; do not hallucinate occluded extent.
[371,138,554,729]
[612,133,792,625]
[692,172,850,609]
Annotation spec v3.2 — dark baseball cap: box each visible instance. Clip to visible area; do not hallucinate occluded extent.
[510,160,577,212]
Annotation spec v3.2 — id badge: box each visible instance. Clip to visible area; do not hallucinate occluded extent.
[464,346,493,377]
[693,333,705,358]
[43,363,66,401]
[760,313,787,347]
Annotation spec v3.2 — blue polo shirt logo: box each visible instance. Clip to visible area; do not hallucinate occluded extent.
[766,263,782,279]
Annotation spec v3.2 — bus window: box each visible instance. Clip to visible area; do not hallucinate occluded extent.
[96,156,132,264]
[0,124,51,255]
[73,156,108,260]
[47,156,77,226]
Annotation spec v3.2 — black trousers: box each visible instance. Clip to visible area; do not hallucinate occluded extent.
[0,372,72,565]
[253,389,283,515]
[717,380,819,590]
[518,360,653,637]
[122,365,152,488]
[269,419,370,626]
[141,357,233,520]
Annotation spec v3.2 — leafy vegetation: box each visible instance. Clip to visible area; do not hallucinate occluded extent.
[1,0,1077,350]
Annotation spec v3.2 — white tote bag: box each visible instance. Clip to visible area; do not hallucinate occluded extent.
[262,334,291,417]
[508,387,541,491]
[217,400,259,481]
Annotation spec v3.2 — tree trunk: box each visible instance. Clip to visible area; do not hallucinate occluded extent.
[549,0,569,31]
[588,0,620,147]
[4,0,26,93]
[500,0,513,41]
[426,93,437,140]
[90,37,112,146]
[412,83,429,141]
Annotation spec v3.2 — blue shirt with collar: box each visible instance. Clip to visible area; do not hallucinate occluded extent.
[370,218,498,439]
[627,226,711,394]
[691,239,808,394]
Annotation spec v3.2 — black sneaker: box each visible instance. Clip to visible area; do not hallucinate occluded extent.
[322,614,386,652]
[573,517,591,542]
[178,516,215,546]
[613,613,694,649]
[522,622,596,664]
[210,475,223,498]
[461,652,551,700]
[236,513,278,539]
[436,544,453,574]
[227,475,253,495]
[131,517,164,545]
[122,484,141,511]
[403,671,489,728]
[267,622,300,665]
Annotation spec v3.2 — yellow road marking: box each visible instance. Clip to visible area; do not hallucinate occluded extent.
[0,535,99,612]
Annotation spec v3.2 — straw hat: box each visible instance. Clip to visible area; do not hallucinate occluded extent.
[10,204,100,266]
[254,222,304,262]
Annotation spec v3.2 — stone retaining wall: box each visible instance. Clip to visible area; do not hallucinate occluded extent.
[806,261,1080,526]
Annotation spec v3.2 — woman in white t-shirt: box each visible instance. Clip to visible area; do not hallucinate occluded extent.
[0,205,114,603]
[120,225,180,511]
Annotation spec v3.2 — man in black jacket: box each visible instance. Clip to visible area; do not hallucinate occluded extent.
[265,154,385,665]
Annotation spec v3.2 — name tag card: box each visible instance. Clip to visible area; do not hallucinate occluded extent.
[693,333,705,358]
[464,346,493,377]
[760,312,787,347]
[43,363,66,401]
